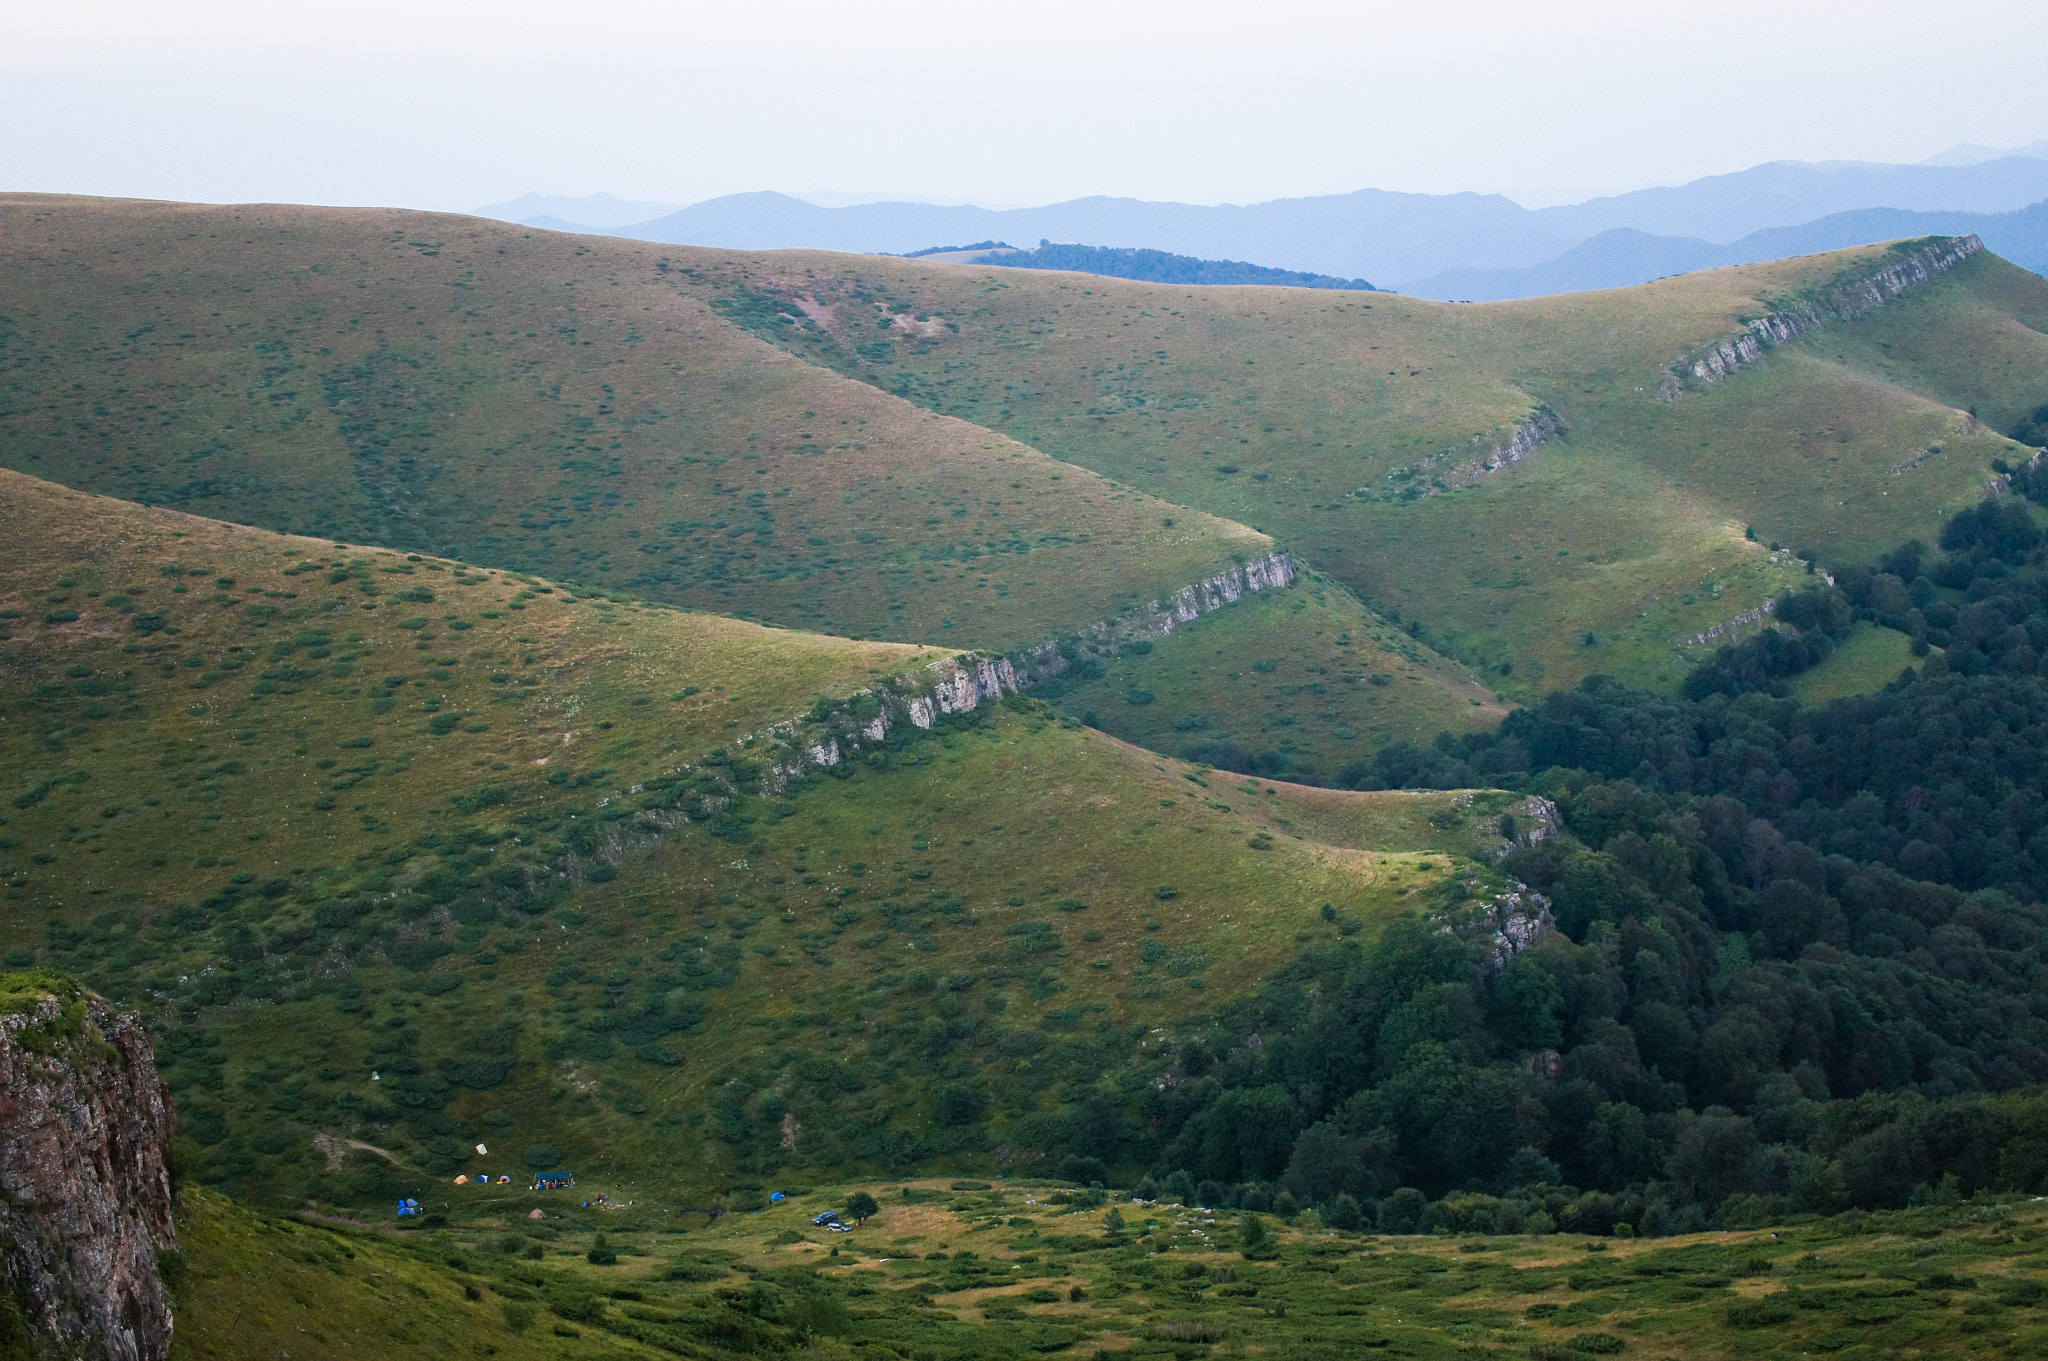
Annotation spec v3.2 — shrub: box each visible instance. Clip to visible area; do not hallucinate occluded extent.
[1725,1297,1794,1327]
[784,1289,853,1337]
[452,785,512,814]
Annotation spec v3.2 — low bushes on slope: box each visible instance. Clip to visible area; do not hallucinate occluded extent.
[0,472,1514,1214]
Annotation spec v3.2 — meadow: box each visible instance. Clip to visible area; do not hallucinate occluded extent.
[166,1180,2048,1361]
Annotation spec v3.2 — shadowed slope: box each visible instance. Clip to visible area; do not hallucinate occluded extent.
[0,471,1512,1212]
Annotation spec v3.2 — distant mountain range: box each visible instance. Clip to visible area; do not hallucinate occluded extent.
[473,147,2048,298]
[473,189,1006,229]
[1920,139,2048,167]
[1405,200,2048,301]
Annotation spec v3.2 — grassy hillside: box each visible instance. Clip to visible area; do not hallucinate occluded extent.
[677,237,2047,699]
[9,197,2042,722]
[146,706,1516,1211]
[0,467,941,914]
[1032,567,1505,783]
[1788,620,1920,704]
[0,193,1262,655]
[168,1182,2048,1361]
[0,472,1520,1215]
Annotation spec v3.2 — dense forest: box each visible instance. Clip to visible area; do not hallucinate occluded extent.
[970,241,1377,291]
[1070,484,2048,1234]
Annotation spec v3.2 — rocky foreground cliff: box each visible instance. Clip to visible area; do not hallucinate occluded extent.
[0,974,176,1361]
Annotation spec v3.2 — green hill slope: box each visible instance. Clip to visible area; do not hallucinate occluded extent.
[0,193,1502,759]
[169,1181,2048,1361]
[0,472,1520,1213]
[0,466,940,915]
[1032,566,1506,783]
[675,236,2047,699]
[0,194,1259,655]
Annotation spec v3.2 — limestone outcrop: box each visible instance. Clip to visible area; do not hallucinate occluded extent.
[1436,887,1555,976]
[1439,411,1568,489]
[1357,412,1567,501]
[1007,551,1297,687]
[0,976,177,1361]
[747,551,1298,788]
[1674,236,1983,390]
[573,552,1300,873]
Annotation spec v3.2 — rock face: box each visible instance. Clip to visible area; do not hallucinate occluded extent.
[1436,887,1556,977]
[1440,410,1567,489]
[744,551,1299,789]
[1357,413,1567,500]
[571,553,1303,873]
[0,977,177,1361]
[1006,551,1298,686]
[1675,235,1983,390]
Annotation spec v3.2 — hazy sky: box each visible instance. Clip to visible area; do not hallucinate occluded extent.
[7,0,2047,212]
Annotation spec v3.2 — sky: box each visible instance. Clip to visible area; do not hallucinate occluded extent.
[6,0,2048,213]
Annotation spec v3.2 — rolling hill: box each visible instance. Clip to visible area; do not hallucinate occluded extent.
[11,195,2046,746]
[1403,198,2048,301]
[0,468,1531,1214]
[0,192,1504,769]
[0,193,1260,655]
[675,233,2048,703]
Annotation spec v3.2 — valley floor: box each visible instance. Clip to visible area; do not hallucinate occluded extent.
[170,1183,2048,1360]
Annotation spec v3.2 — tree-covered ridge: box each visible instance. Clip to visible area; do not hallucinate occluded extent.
[1098,493,2048,1237]
[1364,495,2048,899]
[971,241,1377,291]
